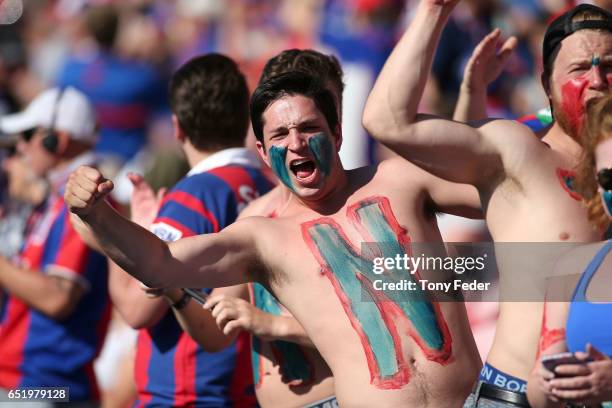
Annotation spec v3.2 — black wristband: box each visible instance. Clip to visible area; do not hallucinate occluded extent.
[170,292,191,310]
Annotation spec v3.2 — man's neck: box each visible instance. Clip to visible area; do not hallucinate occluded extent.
[184,145,215,169]
[542,123,583,162]
[289,167,352,216]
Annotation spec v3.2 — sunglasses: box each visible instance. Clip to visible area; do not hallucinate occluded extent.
[598,168,612,191]
[20,128,37,142]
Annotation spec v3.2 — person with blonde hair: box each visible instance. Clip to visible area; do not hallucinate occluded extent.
[528,94,612,408]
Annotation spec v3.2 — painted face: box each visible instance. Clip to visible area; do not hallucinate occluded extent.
[16,128,57,178]
[257,94,340,200]
[549,30,612,138]
[595,136,612,218]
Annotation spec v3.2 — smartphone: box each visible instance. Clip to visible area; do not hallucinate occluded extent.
[183,288,208,305]
[541,352,592,373]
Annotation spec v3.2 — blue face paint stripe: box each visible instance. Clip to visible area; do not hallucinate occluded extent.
[308,133,333,176]
[269,145,293,191]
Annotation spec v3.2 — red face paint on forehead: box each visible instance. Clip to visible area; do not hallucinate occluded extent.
[560,77,589,137]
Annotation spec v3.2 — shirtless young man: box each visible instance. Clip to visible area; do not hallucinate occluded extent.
[65,71,482,407]
[363,1,611,406]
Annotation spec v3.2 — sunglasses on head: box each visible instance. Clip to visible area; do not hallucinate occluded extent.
[597,168,612,191]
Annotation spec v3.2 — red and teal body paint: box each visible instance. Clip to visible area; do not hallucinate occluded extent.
[301,196,452,389]
[558,54,612,137]
[556,168,581,201]
[250,283,314,388]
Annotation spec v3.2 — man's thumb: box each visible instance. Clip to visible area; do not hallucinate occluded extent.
[97,180,114,195]
[586,343,608,361]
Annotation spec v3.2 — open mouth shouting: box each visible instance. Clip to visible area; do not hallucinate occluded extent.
[290,158,317,181]
[287,156,322,189]
[267,133,334,193]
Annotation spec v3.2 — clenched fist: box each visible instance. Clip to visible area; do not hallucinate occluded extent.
[65,166,114,216]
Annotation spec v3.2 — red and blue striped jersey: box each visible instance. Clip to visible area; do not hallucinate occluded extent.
[57,52,168,161]
[134,150,272,407]
[0,192,111,401]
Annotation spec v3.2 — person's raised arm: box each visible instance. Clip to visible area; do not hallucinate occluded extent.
[65,166,259,289]
[363,0,506,185]
[453,29,517,123]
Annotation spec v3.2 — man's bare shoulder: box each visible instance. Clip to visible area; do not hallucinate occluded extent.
[478,118,546,151]
[376,156,441,187]
[239,186,284,218]
[477,118,557,180]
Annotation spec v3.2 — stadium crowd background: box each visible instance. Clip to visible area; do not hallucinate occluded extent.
[0,0,609,406]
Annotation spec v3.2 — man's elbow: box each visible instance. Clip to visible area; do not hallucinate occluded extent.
[122,313,158,330]
[191,333,235,353]
[362,109,411,145]
[111,295,165,329]
[41,296,78,320]
[362,105,386,139]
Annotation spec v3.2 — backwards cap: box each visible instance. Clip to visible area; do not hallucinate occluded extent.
[543,4,612,71]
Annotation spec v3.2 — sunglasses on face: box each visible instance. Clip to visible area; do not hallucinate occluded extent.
[597,168,612,191]
[20,128,37,142]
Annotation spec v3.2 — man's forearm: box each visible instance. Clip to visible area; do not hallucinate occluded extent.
[453,84,488,123]
[364,1,454,137]
[80,201,173,288]
[108,262,168,329]
[165,289,235,352]
[0,257,83,319]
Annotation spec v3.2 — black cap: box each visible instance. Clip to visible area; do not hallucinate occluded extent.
[543,4,612,71]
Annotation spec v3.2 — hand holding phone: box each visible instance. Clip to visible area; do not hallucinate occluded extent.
[541,352,593,376]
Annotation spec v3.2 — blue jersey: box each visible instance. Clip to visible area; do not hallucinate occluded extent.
[0,193,110,401]
[134,153,272,407]
[57,51,168,161]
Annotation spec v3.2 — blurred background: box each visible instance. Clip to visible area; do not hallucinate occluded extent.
[0,0,610,406]
[3,0,610,172]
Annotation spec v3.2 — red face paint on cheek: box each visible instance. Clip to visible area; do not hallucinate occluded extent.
[560,78,589,137]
